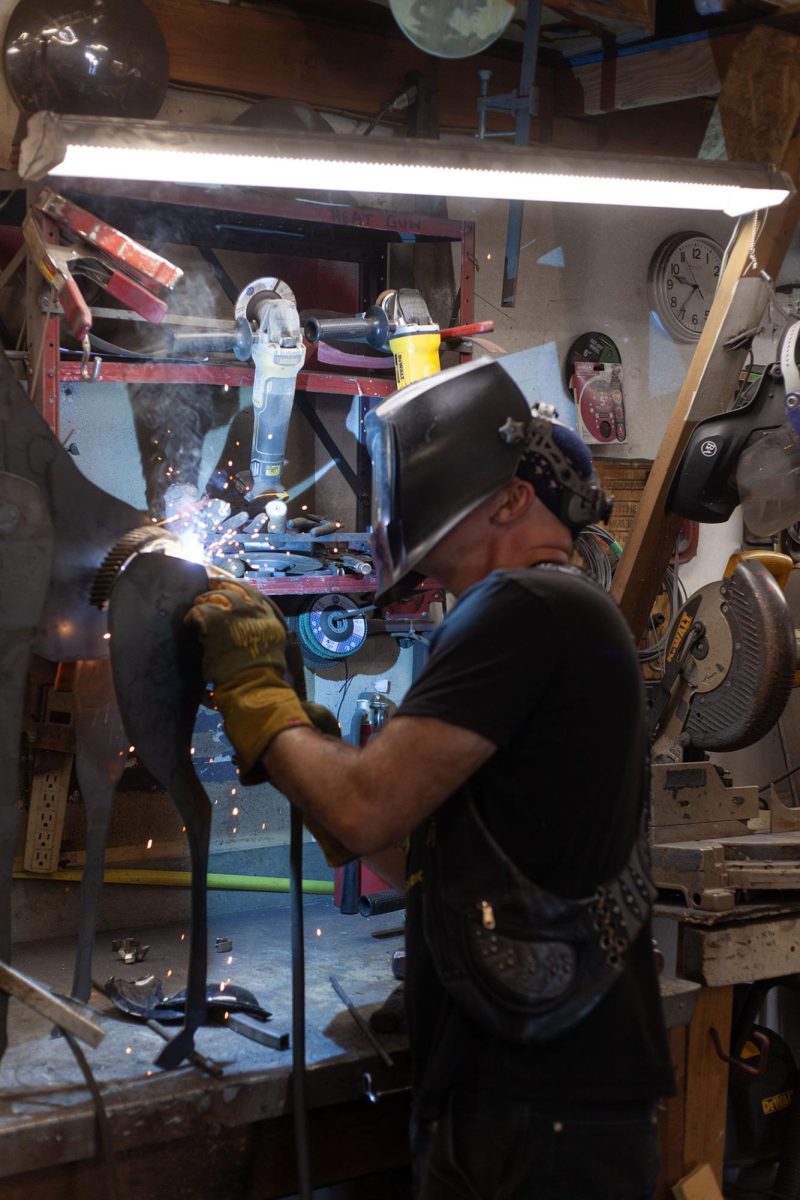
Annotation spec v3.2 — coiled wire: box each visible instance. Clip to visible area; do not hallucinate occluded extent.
[574,525,686,668]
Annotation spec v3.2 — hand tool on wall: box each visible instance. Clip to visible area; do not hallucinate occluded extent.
[24,188,183,381]
[169,276,305,506]
[304,287,494,390]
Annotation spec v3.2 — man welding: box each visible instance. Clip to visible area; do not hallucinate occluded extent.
[187,358,674,1200]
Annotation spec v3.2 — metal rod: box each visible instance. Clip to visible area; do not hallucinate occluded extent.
[502,0,542,308]
[226,1014,289,1051]
[145,1017,224,1078]
[329,974,394,1068]
[0,959,105,1047]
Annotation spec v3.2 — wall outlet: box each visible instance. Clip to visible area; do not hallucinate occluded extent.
[23,756,72,873]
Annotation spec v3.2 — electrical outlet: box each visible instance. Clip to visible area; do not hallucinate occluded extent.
[23,757,71,873]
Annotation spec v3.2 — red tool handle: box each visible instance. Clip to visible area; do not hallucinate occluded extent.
[439,320,496,339]
[104,272,168,324]
[58,275,93,342]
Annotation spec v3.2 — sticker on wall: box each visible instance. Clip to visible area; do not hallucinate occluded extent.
[565,333,627,446]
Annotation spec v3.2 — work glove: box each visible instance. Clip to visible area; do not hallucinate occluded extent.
[186,578,354,866]
[186,577,312,783]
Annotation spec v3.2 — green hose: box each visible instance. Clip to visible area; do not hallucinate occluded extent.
[13,867,334,894]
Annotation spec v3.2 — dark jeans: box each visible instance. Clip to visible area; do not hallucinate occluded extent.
[412,1083,660,1200]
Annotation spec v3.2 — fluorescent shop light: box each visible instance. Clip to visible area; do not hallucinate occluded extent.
[18,111,794,217]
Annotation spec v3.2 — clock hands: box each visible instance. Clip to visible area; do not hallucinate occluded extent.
[675,263,707,322]
[685,263,705,300]
[675,268,705,299]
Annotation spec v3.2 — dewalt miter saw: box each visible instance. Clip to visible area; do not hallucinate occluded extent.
[649,551,800,909]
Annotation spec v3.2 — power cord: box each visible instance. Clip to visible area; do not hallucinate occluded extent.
[758,762,800,795]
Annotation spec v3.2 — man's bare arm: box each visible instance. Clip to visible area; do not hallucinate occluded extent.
[263,715,495,856]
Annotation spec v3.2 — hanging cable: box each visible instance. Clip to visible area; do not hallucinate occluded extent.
[574,526,685,666]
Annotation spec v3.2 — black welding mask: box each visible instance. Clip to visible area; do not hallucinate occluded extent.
[365,358,612,601]
[668,320,800,534]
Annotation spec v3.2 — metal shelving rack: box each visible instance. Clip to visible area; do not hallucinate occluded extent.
[22,180,476,596]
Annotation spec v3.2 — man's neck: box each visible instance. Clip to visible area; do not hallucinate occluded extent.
[445,545,571,597]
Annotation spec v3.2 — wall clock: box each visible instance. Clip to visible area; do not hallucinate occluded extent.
[647,232,723,343]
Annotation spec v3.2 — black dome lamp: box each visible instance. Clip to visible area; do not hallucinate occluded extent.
[3,0,169,118]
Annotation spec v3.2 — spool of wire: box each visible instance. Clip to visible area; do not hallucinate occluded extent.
[573,525,621,592]
[574,526,685,668]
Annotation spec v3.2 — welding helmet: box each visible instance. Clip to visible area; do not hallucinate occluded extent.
[668,320,800,534]
[365,358,612,601]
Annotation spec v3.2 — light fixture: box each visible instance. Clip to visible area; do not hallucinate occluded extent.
[19,111,794,217]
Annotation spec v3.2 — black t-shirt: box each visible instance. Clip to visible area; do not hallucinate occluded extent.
[398,565,674,1115]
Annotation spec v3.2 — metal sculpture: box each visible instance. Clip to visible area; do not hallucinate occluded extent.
[0,349,211,1066]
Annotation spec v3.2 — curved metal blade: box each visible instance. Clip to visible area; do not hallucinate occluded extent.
[680,559,794,752]
[107,551,211,1069]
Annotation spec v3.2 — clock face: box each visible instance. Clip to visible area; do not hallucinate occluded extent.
[648,232,723,343]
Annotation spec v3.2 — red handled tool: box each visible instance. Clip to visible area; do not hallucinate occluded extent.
[24,188,183,380]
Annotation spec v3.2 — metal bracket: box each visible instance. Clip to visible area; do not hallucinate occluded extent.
[476,0,542,308]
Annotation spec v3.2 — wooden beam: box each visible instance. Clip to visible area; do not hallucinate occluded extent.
[147,0,528,135]
[554,28,743,116]
[681,987,733,1187]
[609,217,766,638]
[547,0,655,32]
[145,0,748,131]
[612,24,800,640]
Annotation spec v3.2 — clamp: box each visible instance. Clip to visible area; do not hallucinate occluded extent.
[24,188,183,381]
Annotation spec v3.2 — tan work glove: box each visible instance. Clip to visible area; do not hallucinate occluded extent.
[186,578,354,866]
[186,577,311,783]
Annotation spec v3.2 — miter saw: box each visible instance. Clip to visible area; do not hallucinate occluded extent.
[649,551,800,910]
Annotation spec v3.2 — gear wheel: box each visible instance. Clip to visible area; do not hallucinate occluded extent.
[90,526,180,608]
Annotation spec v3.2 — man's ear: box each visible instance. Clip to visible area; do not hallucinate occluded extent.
[489,478,536,526]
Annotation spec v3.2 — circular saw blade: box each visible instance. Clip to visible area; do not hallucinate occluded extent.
[674,559,794,752]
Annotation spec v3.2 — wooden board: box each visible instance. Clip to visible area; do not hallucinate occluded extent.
[672,1163,725,1200]
[146,0,527,135]
[682,987,733,1188]
[610,217,768,640]
[594,459,651,547]
[555,32,738,116]
[716,26,800,164]
[656,1025,688,1200]
[680,915,800,987]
